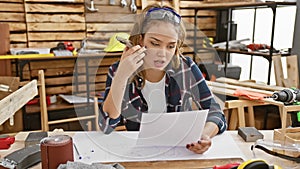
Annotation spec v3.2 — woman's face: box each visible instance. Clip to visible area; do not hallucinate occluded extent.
[141,21,178,70]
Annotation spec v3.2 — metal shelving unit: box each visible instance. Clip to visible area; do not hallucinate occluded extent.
[182,1,296,84]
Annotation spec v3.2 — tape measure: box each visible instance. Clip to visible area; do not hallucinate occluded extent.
[236,159,281,169]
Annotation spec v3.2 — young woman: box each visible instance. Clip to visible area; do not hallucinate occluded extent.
[98,4,227,154]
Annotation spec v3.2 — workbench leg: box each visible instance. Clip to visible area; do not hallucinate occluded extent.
[38,70,49,131]
[247,106,255,127]
[87,121,92,131]
[223,109,229,125]
[229,108,238,130]
[238,106,246,127]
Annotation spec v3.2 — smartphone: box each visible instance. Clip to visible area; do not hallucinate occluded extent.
[116,36,133,48]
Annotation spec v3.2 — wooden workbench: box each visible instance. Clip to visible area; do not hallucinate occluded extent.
[208,77,300,133]
[0,130,298,169]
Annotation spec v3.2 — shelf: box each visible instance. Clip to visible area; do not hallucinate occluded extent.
[187,1,296,84]
[215,48,290,59]
[181,1,296,10]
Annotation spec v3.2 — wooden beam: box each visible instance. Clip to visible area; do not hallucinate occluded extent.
[286,55,299,88]
[25,4,84,13]
[272,55,285,87]
[216,77,285,91]
[0,80,38,125]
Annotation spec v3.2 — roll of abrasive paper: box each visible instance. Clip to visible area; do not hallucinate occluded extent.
[40,135,74,169]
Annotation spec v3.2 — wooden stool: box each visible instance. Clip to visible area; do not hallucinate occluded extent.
[225,100,268,130]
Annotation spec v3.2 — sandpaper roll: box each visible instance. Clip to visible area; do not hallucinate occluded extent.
[40,135,74,169]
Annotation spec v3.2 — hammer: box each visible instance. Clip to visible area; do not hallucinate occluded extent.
[87,0,98,12]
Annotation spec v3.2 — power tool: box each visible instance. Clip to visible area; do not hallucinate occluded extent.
[267,88,300,104]
[267,88,300,126]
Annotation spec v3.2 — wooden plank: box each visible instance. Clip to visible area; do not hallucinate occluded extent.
[186,30,216,38]
[86,13,136,23]
[38,70,49,131]
[29,60,75,70]
[48,115,96,125]
[27,23,86,31]
[119,158,243,169]
[93,0,130,6]
[10,33,27,42]
[0,13,25,22]
[28,41,81,48]
[180,1,205,8]
[0,0,23,2]
[25,4,84,13]
[76,57,120,67]
[141,0,148,10]
[45,76,73,86]
[183,17,216,26]
[207,80,274,95]
[272,55,284,87]
[88,5,133,14]
[25,0,84,3]
[46,85,73,95]
[77,66,110,75]
[185,21,216,30]
[26,14,85,23]
[215,77,285,91]
[86,23,133,32]
[76,83,106,92]
[7,23,26,32]
[28,32,86,41]
[286,55,299,88]
[77,74,107,83]
[0,3,24,12]
[86,32,123,41]
[144,0,172,7]
[10,43,27,48]
[0,80,37,125]
[180,9,216,17]
[30,68,74,77]
[172,0,180,12]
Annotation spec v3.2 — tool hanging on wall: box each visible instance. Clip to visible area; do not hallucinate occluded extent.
[87,0,98,12]
[109,0,115,5]
[120,0,127,7]
[130,0,137,13]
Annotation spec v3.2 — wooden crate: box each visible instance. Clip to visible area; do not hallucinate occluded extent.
[24,0,86,49]
[273,127,300,158]
[0,0,27,48]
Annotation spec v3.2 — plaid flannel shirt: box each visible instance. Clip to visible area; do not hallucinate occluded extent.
[98,56,227,134]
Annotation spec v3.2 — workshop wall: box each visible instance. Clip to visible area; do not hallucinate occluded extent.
[0,0,27,48]
[0,0,216,61]
[25,0,86,48]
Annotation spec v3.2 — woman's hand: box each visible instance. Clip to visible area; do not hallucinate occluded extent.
[186,135,212,154]
[117,45,146,79]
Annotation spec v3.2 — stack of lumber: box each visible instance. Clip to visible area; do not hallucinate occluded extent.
[207,77,285,98]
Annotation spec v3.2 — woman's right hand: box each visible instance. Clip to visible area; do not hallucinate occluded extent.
[117,45,146,79]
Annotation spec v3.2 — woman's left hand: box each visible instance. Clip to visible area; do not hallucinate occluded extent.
[186,135,211,154]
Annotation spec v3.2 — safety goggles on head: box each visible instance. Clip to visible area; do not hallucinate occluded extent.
[146,7,181,25]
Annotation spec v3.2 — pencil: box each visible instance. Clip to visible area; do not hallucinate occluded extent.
[73,143,82,159]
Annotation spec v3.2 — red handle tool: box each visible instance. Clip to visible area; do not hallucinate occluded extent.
[213,162,241,169]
